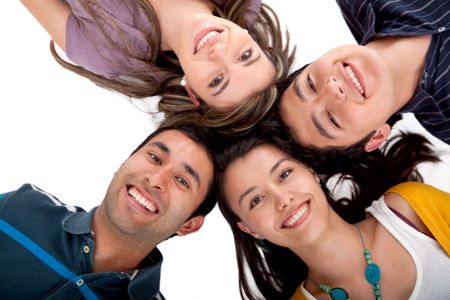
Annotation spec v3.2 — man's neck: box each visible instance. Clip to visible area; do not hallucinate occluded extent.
[91,208,158,273]
[367,35,431,112]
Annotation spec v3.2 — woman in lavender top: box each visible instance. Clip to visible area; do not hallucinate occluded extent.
[21,0,294,133]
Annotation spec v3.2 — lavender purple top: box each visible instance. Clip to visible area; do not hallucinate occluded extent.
[65,0,261,81]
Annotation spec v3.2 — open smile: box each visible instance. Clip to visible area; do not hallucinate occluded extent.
[281,200,310,228]
[127,185,159,214]
[193,28,223,54]
[343,63,366,97]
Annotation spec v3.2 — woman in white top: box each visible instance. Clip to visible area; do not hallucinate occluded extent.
[215,129,450,300]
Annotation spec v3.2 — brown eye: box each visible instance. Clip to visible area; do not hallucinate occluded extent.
[328,112,341,128]
[150,153,161,165]
[280,169,292,181]
[176,176,190,189]
[209,73,224,88]
[250,195,263,209]
[307,74,316,92]
[239,49,253,61]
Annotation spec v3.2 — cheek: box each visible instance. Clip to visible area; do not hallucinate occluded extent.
[281,95,308,129]
[339,105,381,130]
[244,207,275,236]
[169,194,195,218]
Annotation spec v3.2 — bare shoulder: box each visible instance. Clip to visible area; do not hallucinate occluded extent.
[383,192,433,237]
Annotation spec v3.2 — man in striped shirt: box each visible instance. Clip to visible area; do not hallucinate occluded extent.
[279,0,449,153]
[0,124,215,299]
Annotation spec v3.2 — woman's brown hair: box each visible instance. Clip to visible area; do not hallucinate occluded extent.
[51,0,294,134]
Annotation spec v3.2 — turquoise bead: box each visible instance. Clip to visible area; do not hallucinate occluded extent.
[330,287,349,300]
[365,263,381,285]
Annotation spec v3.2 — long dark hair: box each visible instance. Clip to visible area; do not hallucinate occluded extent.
[213,113,316,299]
[318,131,441,223]
[215,136,307,300]
[215,123,441,299]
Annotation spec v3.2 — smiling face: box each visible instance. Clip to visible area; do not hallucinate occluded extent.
[223,144,330,248]
[176,14,276,110]
[101,130,214,242]
[280,45,397,149]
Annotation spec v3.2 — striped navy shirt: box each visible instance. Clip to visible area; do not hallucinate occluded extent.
[0,184,165,300]
[337,0,450,144]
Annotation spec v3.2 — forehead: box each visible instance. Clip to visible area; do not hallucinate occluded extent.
[148,129,207,155]
[226,145,286,178]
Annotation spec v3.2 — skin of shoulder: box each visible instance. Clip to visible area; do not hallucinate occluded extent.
[383,192,433,238]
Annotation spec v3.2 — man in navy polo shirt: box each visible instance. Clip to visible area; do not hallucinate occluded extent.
[0,124,216,300]
[278,0,449,153]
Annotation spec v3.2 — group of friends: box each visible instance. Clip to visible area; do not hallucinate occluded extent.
[1,0,449,299]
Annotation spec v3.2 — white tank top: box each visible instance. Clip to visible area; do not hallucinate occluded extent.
[366,197,450,300]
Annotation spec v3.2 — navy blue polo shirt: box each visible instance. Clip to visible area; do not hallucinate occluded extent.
[336,0,450,144]
[0,184,165,300]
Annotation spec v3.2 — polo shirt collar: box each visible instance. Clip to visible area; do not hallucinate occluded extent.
[60,207,165,299]
[62,207,97,235]
[129,248,164,299]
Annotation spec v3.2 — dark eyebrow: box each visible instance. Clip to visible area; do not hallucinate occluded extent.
[238,186,256,206]
[184,163,201,188]
[148,141,170,153]
[270,158,290,175]
[293,76,307,102]
[312,114,335,139]
[212,53,261,97]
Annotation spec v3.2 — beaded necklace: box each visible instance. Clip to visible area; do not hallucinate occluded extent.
[309,225,382,300]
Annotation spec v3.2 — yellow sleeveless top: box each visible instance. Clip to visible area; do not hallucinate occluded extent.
[290,182,450,300]
[386,182,450,255]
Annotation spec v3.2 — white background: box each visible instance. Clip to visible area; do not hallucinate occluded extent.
[1,1,449,299]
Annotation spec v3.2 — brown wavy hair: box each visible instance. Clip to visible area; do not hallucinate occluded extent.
[50,0,294,135]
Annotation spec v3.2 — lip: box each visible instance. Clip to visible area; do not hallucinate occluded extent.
[193,27,223,54]
[280,200,311,229]
[340,62,366,99]
[125,184,160,215]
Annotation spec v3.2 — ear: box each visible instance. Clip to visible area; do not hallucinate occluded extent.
[364,124,391,152]
[182,82,201,106]
[237,221,261,239]
[176,216,204,236]
[307,167,320,183]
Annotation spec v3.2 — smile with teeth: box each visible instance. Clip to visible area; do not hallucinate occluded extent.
[282,202,309,228]
[195,30,220,53]
[128,186,158,213]
[344,65,365,96]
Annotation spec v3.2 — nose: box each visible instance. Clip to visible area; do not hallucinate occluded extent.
[146,170,167,192]
[325,76,345,102]
[208,41,228,61]
[274,190,294,211]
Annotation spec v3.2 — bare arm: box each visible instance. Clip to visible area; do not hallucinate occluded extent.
[384,192,433,238]
[20,0,71,51]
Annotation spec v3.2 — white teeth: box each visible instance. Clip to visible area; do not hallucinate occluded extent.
[127,187,157,213]
[344,66,365,96]
[195,31,219,53]
[283,204,308,228]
